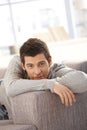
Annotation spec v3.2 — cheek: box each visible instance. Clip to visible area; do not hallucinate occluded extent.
[25,68,33,76]
[42,66,50,74]
[26,70,34,79]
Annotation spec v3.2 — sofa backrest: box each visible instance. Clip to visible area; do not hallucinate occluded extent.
[11,89,87,130]
[63,60,87,74]
[0,68,6,79]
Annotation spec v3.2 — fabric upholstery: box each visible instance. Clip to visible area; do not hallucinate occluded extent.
[63,60,87,73]
[0,124,36,130]
[0,120,13,125]
[0,82,12,119]
[11,90,87,130]
[0,68,6,79]
[0,60,87,130]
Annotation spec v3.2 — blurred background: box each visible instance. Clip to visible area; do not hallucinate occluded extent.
[0,0,87,66]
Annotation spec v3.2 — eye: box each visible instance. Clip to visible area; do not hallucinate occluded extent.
[39,62,45,67]
[27,64,33,69]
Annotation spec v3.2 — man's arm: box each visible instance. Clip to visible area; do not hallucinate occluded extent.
[55,66,87,93]
[3,56,87,106]
[4,56,87,95]
[3,56,76,106]
[3,56,55,97]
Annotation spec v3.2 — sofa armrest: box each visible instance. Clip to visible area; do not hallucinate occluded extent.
[10,91,87,130]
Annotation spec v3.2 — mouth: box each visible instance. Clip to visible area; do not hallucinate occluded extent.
[34,76,44,80]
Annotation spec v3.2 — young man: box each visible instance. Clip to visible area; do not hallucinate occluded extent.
[3,38,87,118]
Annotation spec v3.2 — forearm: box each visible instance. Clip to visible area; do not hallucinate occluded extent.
[4,79,55,97]
[56,70,87,93]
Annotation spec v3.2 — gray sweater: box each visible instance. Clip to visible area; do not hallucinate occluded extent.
[3,55,87,97]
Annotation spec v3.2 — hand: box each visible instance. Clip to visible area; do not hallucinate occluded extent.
[53,82,76,106]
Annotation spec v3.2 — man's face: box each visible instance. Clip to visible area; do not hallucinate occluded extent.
[22,53,52,79]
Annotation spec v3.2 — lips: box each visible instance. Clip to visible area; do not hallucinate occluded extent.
[34,76,44,80]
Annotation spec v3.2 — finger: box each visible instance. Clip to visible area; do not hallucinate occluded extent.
[66,88,76,103]
[58,86,72,106]
[53,85,65,104]
[62,91,70,106]
[64,90,73,106]
[64,89,76,106]
[58,92,65,105]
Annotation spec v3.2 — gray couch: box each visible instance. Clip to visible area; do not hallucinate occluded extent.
[0,60,87,130]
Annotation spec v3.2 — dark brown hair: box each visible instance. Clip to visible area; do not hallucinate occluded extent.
[20,38,51,64]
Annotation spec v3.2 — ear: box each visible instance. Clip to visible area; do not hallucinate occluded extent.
[21,63,25,70]
[48,56,52,66]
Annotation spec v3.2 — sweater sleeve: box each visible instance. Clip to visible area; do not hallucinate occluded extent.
[3,55,55,97]
[55,67,87,93]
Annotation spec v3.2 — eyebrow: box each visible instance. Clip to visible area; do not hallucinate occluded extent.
[26,63,33,66]
[26,60,46,65]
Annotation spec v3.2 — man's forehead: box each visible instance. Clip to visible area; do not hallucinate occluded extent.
[25,54,46,59]
[24,54,47,64]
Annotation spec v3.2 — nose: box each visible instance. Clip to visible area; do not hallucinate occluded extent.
[34,67,41,75]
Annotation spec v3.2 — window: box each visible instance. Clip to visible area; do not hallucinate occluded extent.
[0,0,68,54]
